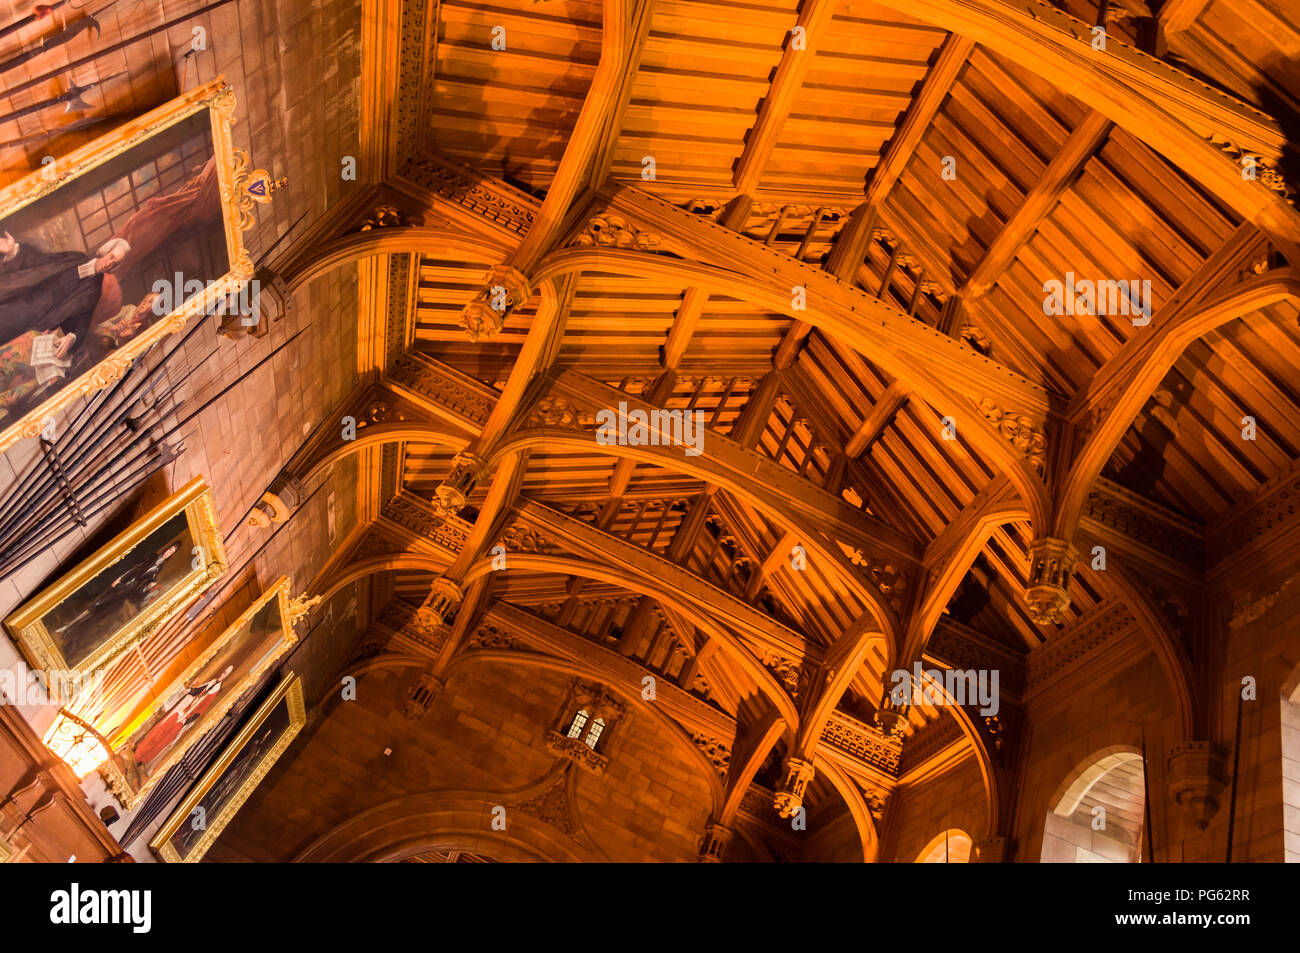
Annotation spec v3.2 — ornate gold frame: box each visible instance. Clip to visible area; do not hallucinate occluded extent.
[3,476,227,677]
[0,78,267,455]
[150,672,305,863]
[100,576,296,809]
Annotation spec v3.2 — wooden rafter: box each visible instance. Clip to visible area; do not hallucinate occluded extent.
[873,0,1300,259]
[961,109,1114,297]
[733,0,842,195]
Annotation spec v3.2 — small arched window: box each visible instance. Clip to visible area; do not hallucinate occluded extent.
[566,708,589,739]
[584,717,606,750]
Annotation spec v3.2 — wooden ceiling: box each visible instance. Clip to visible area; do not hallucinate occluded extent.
[277,0,1300,845]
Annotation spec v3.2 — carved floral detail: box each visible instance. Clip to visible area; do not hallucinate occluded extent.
[570,214,660,252]
[691,734,731,778]
[524,395,597,430]
[978,398,1047,475]
[466,624,522,651]
[499,523,558,555]
[761,653,801,696]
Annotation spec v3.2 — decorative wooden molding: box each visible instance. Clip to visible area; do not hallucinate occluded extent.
[398,152,539,240]
[927,617,1027,700]
[821,710,903,775]
[897,715,966,778]
[1080,477,1204,577]
[387,352,498,428]
[1025,601,1143,698]
[1207,457,1300,573]
[379,491,473,555]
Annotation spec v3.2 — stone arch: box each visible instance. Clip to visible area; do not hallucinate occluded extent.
[445,649,727,818]
[333,648,726,817]
[293,791,597,862]
[916,828,972,863]
[814,753,879,862]
[1282,661,1300,862]
[1042,745,1146,863]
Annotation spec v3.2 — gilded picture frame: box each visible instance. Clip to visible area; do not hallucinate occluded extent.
[0,77,267,455]
[4,476,227,677]
[150,672,305,863]
[100,576,297,809]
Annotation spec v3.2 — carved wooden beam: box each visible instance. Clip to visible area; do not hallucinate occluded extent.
[900,475,1023,666]
[486,600,735,739]
[511,0,656,272]
[395,151,540,246]
[873,0,1300,258]
[733,0,843,195]
[773,201,877,369]
[592,183,1051,419]
[1056,262,1299,542]
[1157,0,1209,34]
[864,33,975,208]
[514,497,819,662]
[384,357,915,630]
[844,380,910,458]
[961,109,1114,297]
[524,370,922,564]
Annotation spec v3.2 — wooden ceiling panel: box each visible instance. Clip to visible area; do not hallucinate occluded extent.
[610,0,794,201]
[1179,0,1300,117]
[431,0,602,191]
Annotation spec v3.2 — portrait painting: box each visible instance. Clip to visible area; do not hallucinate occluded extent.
[0,79,259,453]
[4,476,227,677]
[101,577,298,808]
[151,673,305,863]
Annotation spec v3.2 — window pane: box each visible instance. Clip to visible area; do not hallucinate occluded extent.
[566,709,589,738]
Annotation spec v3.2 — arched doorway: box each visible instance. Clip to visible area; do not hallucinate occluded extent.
[1283,669,1300,862]
[1042,747,1145,862]
[916,829,971,863]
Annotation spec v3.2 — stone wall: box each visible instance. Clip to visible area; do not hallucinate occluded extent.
[207,657,716,862]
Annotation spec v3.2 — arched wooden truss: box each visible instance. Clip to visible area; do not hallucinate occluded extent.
[270,0,1300,861]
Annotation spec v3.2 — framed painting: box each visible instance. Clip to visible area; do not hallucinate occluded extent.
[150,672,305,863]
[0,78,271,454]
[101,577,298,808]
[4,476,227,677]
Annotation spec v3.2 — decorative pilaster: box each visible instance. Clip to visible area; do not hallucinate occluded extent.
[1166,742,1226,831]
[431,451,487,518]
[1025,537,1079,623]
[402,670,446,720]
[772,757,815,818]
[698,822,733,863]
[247,474,307,528]
[459,264,531,341]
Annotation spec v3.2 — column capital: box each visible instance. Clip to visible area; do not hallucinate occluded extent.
[1166,741,1226,831]
[698,821,733,863]
[432,451,487,517]
[772,757,816,818]
[1025,537,1080,623]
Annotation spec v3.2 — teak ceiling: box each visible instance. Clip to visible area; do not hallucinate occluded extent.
[268,0,1300,842]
